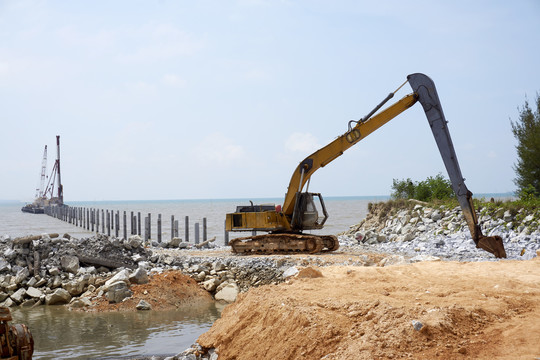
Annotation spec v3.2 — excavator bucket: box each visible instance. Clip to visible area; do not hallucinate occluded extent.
[476,235,506,258]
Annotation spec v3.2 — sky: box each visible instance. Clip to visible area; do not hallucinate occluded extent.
[1,0,539,202]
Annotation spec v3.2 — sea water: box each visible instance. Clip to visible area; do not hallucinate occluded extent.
[1,196,384,244]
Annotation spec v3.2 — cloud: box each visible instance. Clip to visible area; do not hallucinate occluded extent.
[193,133,247,166]
[284,132,320,153]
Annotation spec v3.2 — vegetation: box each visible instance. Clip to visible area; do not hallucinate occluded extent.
[390,173,454,202]
[511,93,540,200]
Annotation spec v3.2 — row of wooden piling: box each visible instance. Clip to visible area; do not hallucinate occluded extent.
[43,205,229,245]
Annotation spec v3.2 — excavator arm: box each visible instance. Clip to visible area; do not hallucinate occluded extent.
[281,73,506,258]
[407,73,506,258]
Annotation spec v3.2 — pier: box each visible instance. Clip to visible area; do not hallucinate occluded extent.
[43,205,228,246]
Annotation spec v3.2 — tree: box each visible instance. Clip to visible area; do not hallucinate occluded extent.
[511,93,540,199]
[391,173,454,202]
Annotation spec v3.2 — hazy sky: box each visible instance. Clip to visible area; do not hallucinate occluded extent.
[1,0,539,202]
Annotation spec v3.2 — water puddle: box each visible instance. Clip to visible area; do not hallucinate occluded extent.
[10,302,224,359]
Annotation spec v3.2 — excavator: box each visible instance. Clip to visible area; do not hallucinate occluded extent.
[225,73,507,259]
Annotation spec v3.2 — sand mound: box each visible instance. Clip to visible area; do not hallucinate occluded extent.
[198,257,540,359]
[91,270,213,312]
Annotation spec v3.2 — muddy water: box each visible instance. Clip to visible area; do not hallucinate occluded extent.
[10,302,224,360]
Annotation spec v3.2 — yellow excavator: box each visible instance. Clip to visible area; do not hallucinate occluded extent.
[226,73,507,259]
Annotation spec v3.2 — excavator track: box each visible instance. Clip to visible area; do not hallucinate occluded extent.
[230,233,339,255]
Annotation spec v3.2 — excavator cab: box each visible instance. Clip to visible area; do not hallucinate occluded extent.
[291,192,328,230]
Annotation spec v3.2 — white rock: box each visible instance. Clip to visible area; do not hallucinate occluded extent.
[104,269,131,290]
[215,283,239,303]
[282,266,299,278]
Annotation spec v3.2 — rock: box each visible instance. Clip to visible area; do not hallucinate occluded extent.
[106,281,132,303]
[128,235,143,249]
[378,255,408,267]
[202,278,220,292]
[503,210,513,222]
[69,297,92,308]
[46,288,72,305]
[61,255,80,274]
[136,300,152,310]
[129,267,149,285]
[410,255,441,262]
[213,260,226,272]
[215,283,239,303]
[20,299,36,307]
[431,211,442,221]
[411,320,423,331]
[2,298,16,307]
[168,237,182,248]
[104,269,130,290]
[26,286,43,299]
[402,233,416,242]
[48,267,61,276]
[63,279,87,296]
[282,266,299,278]
[0,259,10,272]
[14,268,30,285]
[10,288,27,304]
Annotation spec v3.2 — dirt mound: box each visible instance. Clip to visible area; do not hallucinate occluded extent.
[90,270,213,312]
[198,258,540,359]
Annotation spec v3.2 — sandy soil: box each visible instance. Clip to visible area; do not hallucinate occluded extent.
[89,270,213,312]
[198,256,540,360]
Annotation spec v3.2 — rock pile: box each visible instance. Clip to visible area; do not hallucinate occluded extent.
[153,255,300,302]
[340,203,540,262]
[0,233,152,308]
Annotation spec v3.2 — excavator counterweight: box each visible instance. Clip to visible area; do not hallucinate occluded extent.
[226,73,506,258]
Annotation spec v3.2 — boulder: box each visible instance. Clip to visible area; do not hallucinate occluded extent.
[69,297,92,308]
[129,267,149,285]
[168,237,182,248]
[104,269,130,290]
[215,283,239,303]
[14,268,30,285]
[106,281,132,303]
[46,288,72,305]
[26,286,43,299]
[128,235,143,249]
[202,278,220,292]
[63,279,86,296]
[0,259,10,272]
[136,300,152,310]
[282,266,299,278]
[61,255,80,274]
[10,288,26,304]
[2,298,16,308]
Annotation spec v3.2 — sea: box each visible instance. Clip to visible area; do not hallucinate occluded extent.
[0,196,389,245]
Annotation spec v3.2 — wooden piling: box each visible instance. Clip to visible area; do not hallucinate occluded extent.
[224,220,229,246]
[170,215,174,241]
[123,211,127,239]
[138,212,141,236]
[203,217,207,242]
[157,214,162,243]
[185,216,189,242]
[195,222,199,244]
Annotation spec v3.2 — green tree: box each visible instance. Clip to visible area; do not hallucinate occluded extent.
[511,93,540,199]
[391,173,454,202]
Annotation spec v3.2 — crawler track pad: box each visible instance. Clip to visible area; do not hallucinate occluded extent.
[230,233,339,255]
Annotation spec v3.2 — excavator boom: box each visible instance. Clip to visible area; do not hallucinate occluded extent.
[226,73,506,258]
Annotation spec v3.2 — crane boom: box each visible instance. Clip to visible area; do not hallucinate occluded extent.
[37,145,48,199]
